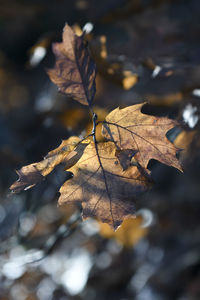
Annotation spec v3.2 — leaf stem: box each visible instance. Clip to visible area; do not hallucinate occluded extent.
[89,113,115,227]
[92,113,98,137]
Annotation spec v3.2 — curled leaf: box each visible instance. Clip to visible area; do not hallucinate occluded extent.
[47,24,96,106]
[102,103,182,171]
[10,136,81,194]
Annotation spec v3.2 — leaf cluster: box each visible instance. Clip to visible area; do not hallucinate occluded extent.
[10,24,182,230]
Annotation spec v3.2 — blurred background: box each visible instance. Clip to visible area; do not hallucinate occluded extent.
[0,0,200,299]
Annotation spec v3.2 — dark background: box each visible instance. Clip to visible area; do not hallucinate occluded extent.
[0,0,200,299]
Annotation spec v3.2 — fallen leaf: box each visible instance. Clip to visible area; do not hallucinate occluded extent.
[58,141,151,230]
[102,102,182,171]
[47,24,96,106]
[10,136,81,194]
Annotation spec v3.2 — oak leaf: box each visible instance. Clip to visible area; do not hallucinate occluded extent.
[47,24,96,106]
[102,103,182,171]
[10,136,82,194]
[58,141,151,230]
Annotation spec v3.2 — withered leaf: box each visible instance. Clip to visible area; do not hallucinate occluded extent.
[10,136,82,194]
[102,103,182,171]
[58,141,151,230]
[47,24,96,106]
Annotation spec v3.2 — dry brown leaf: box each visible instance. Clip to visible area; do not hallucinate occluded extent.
[47,24,96,106]
[58,141,151,230]
[10,136,81,194]
[102,102,182,171]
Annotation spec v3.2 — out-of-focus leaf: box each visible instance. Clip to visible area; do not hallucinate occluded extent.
[174,130,196,164]
[59,107,88,130]
[174,131,196,150]
[99,216,148,247]
[90,35,138,90]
